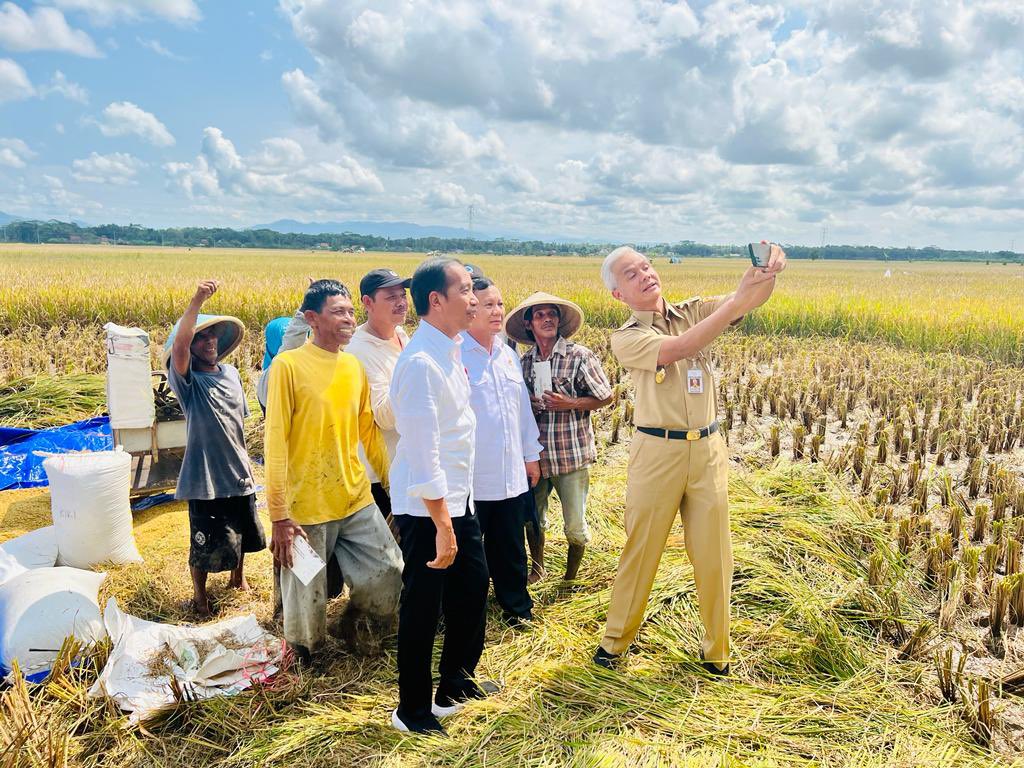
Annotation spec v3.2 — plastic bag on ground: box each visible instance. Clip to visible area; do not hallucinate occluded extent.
[89,599,282,723]
[0,526,58,586]
[0,567,106,683]
[43,449,142,568]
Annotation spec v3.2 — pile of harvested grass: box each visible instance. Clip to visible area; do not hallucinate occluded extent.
[0,374,106,428]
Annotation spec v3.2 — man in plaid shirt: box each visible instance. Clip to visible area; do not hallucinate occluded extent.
[505,292,613,584]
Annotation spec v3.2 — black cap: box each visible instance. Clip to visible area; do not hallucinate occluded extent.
[360,268,411,298]
[463,263,487,279]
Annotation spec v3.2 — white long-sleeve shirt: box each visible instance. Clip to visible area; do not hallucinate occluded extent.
[345,323,409,483]
[389,320,476,518]
[461,331,542,501]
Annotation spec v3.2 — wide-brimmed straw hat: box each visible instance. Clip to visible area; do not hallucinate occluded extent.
[162,313,246,369]
[504,292,585,345]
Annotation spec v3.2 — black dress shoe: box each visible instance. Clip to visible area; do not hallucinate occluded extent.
[699,649,730,676]
[592,646,620,670]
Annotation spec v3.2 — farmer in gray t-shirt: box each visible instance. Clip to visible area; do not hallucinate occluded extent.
[166,280,266,618]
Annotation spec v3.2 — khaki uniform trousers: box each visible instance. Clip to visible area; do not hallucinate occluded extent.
[600,429,732,666]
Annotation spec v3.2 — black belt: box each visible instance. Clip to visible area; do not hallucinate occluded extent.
[637,421,719,441]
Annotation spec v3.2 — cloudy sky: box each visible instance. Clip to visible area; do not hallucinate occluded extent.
[1,1,1022,249]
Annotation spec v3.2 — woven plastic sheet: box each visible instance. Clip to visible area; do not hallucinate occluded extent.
[0,417,113,491]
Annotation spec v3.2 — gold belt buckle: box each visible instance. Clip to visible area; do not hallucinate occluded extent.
[686,429,701,441]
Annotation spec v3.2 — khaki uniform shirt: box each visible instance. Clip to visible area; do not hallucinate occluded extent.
[610,297,728,431]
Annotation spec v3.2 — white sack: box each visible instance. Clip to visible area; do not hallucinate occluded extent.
[44,449,142,568]
[90,599,282,723]
[104,323,155,430]
[0,567,106,681]
[0,526,58,586]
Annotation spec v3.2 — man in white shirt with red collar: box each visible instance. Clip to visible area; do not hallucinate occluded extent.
[389,257,497,735]
[346,268,411,524]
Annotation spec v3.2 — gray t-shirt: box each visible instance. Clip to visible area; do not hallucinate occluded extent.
[168,361,255,501]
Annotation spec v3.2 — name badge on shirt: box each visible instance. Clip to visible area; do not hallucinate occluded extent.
[687,368,704,394]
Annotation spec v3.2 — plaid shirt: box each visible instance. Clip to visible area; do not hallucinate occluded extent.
[521,336,612,478]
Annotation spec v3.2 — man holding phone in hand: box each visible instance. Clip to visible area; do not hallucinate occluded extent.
[593,244,786,675]
[389,257,497,735]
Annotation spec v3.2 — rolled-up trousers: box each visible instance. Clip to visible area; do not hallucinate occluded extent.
[600,430,732,667]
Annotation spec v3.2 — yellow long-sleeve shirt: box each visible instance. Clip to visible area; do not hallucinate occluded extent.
[264,340,389,525]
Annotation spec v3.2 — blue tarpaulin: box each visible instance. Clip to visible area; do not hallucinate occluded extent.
[0,416,113,491]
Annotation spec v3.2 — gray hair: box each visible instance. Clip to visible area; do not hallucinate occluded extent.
[601,246,642,290]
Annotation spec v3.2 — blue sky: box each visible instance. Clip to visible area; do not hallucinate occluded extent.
[1,1,1023,250]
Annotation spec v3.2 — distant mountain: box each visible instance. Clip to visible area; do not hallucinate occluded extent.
[0,211,20,225]
[254,219,488,240]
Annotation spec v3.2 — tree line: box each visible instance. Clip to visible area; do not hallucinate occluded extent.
[1,219,1020,263]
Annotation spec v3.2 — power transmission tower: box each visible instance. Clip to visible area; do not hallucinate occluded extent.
[467,204,474,236]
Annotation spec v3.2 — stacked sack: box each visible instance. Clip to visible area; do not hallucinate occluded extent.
[0,448,142,682]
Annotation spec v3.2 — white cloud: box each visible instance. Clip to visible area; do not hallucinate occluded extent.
[4,1,1022,248]
[39,173,103,217]
[0,138,34,168]
[165,127,383,201]
[281,68,344,142]
[0,2,101,57]
[39,70,89,103]
[281,66,505,168]
[0,58,33,102]
[251,137,305,170]
[267,0,1024,248]
[96,101,176,147]
[423,182,484,209]
[494,164,540,194]
[52,0,200,24]
[137,37,186,60]
[72,151,145,184]
[298,159,384,195]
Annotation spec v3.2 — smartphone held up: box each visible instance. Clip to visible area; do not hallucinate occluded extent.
[747,241,773,268]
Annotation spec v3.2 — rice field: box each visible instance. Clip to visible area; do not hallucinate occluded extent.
[2,245,1024,767]
[1,244,1023,373]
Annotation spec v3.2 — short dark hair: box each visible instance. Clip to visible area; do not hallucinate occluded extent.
[410,257,461,316]
[301,279,351,313]
[472,276,494,292]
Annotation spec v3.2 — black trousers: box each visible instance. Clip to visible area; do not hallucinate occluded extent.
[395,510,489,723]
[476,493,533,620]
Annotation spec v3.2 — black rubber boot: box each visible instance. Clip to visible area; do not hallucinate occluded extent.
[564,543,586,581]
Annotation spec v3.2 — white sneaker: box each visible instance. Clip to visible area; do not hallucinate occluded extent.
[431,699,466,718]
[391,708,410,732]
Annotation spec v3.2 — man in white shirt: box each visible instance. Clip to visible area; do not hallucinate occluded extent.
[345,268,411,525]
[462,276,542,626]
[389,257,495,735]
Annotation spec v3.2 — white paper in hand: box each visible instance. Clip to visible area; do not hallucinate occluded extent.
[288,536,325,586]
[533,360,553,400]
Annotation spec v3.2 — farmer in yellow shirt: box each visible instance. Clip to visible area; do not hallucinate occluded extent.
[265,279,403,663]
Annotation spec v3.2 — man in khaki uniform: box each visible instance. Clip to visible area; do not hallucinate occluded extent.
[593,244,786,674]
